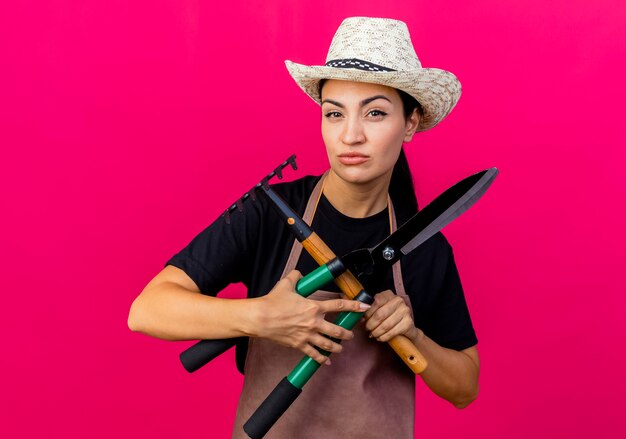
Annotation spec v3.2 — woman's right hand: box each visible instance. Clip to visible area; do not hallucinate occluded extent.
[252,270,370,364]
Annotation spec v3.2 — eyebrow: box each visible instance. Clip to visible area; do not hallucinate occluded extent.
[321,95,392,108]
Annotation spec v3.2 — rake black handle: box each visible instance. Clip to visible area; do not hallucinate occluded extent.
[179,338,242,373]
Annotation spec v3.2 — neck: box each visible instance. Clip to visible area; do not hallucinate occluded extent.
[322,169,391,218]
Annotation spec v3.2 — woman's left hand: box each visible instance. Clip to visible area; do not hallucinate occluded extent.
[364,290,480,409]
[363,290,419,342]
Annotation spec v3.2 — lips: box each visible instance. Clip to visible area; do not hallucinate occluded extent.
[338,152,369,165]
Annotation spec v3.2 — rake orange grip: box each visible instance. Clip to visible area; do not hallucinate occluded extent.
[302,232,428,374]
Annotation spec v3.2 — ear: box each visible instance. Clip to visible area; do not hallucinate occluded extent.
[403,108,420,143]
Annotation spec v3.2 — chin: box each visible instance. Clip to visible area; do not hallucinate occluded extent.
[333,164,386,185]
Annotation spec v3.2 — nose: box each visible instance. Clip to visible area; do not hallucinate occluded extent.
[341,116,365,145]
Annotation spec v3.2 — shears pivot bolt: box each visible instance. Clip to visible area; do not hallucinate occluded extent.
[382,247,395,260]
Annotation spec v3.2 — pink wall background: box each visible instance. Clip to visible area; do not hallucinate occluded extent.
[1,1,625,437]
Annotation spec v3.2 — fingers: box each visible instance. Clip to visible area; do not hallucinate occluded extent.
[309,333,344,354]
[267,270,303,299]
[294,332,343,365]
[370,314,414,342]
[282,269,303,287]
[363,290,395,319]
[318,298,370,314]
[364,291,415,342]
[364,299,401,331]
[300,343,332,365]
[300,333,345,365]
[317,320,354,341]
[290,322,349,365]
[297,295,358,364]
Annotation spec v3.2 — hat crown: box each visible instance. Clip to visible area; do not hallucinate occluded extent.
[325,17,422,71]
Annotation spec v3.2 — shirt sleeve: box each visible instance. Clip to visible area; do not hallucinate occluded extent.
[422,241,478,351]
[164,199,264,295]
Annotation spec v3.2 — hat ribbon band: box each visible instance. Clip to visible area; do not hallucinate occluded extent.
[325,58,396,72]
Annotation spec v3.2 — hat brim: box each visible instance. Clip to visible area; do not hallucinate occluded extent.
[285,60,462,132]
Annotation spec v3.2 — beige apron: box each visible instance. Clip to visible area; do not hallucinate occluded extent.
[232,174,415,439]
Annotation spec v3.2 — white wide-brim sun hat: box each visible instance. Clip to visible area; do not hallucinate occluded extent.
[285,17,462,132]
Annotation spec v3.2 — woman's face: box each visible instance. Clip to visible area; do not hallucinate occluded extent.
[320,79,418,186]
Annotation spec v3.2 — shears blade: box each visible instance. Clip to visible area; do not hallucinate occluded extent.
[342,168,499,288]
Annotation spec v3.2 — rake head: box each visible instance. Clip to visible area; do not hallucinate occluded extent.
[222,155,298,224]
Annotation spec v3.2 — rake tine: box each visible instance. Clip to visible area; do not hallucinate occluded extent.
[288,156,297,170]
[220,155,298,223]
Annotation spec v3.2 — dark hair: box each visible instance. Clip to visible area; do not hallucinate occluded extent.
[319,80,422,216]
[390,89,422,216]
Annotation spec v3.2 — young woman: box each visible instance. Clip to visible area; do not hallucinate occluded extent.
[129,17,480,438]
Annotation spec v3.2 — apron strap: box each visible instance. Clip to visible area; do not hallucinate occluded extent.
[388,197,408,299]
[279,171,329,279]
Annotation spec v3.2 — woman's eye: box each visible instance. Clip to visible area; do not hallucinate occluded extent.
[368,110,387,117]
[324,111,342,118]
